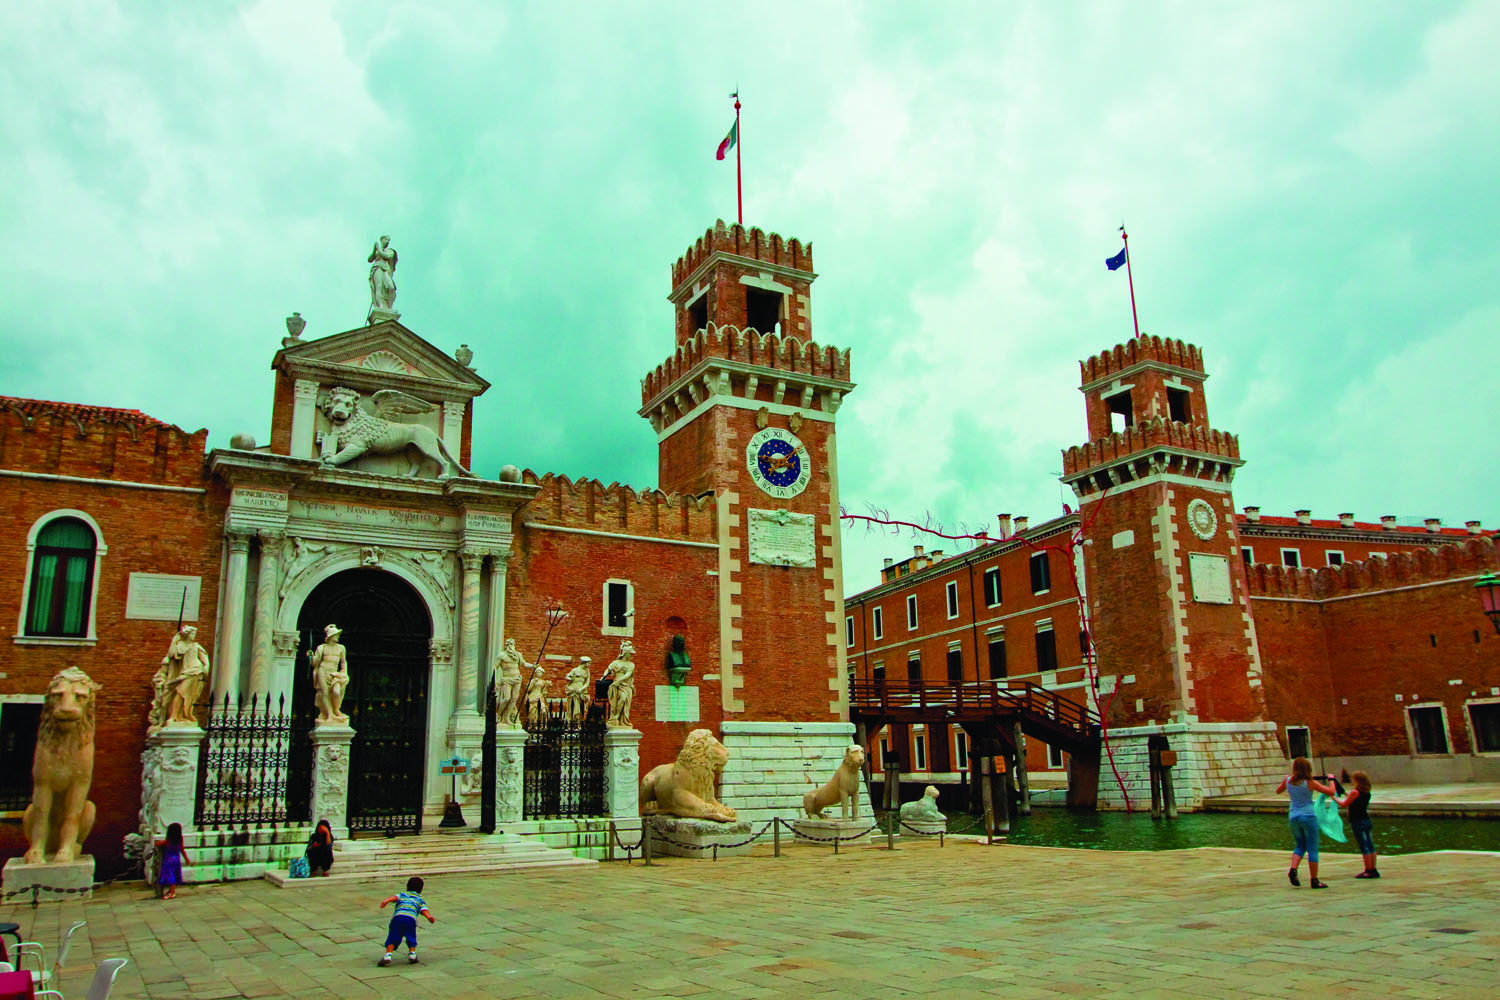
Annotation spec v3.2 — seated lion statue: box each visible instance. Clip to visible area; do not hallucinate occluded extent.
[23,667,100,864]
[639,728,738,823]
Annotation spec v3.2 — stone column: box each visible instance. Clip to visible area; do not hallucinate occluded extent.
[603,727,642,831]
[247,529,284,698]
[486,552,509,690]
[494,727,528,824]
[214,532,252,703]
[457,549,483,716]
[442,400,465,461]
[309,724,355,839]
[291,379,320,459]
[147,725,207,836]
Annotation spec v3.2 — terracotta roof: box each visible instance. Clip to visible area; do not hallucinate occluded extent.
[1,396,171,429]
[1237,514,1489,539]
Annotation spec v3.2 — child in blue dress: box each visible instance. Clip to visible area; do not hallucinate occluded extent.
[378,876,436,966]
[157,822,190,900]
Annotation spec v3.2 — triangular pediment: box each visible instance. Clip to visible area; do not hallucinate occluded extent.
[273,320,490,399]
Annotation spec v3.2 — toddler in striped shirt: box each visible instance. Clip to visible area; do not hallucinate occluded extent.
[378,876,436,966]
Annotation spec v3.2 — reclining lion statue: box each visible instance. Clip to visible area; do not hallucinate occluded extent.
[23,667,100,864]
[317,386,472,478]
[639,728,738,823]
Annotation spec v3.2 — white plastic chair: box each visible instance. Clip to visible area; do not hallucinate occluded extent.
[36,957,128,1000]
[16,920,86,989]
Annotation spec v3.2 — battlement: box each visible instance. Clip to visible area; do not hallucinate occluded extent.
[1061,416,1240,477]
[0,397,209,487]
[640,322,852,406]
[521,471,716,542]
[1244,536,1500,600]
[672,219,813,288]
[1080,335,1205,386]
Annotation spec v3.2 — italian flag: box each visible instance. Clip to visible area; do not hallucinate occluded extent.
[716,119,738,160]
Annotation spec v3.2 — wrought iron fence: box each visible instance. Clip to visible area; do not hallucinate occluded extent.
[194,692,310,829]
[522,703,607,819]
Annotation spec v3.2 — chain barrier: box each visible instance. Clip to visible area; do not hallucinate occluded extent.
[772,818,880,844]
[646,819,775,853]
[609,823,645,859]
[0,884,93,911]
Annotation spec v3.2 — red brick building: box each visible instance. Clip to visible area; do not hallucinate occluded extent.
[848,335,1500,807]
[1,219,856,877]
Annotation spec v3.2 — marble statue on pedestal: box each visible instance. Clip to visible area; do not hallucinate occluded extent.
[493,637,527,727]
[153,626,210,729]
[802,745,865,821]
[524,666,551,727]
[602,640,636,729]
[23,668,100,864]
[563,657,590,723]
[900,785,946,823]
[311,624,350,725]
[315,386,472,478]
[367,235,398,322]
[639,728,737,823]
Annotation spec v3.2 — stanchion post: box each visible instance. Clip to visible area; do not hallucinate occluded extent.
[642,818,654,867]
[774,818,781,858]
[607,821,615,863]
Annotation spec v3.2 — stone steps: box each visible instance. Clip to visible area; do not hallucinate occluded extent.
[263,832,595,887]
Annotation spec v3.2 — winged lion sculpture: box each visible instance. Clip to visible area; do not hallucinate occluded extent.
[316,386,472,478]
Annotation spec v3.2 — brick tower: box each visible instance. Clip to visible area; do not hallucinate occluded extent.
[1060,336,1283,805]
[639,220,857,826]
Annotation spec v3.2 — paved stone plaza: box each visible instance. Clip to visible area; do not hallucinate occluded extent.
[5,840,1497,999]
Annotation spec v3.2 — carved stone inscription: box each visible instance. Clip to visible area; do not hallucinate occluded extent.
[290,499,453,532]
[747,508,817,568]
[1189,552,1233,604]
[126,574,202,621]
[231,488,288,512]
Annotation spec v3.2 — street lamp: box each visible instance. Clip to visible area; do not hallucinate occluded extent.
[1476,573,1500,635]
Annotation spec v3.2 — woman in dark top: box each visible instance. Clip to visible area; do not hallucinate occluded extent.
[306,819,335,877]
[1335,770,1379,879]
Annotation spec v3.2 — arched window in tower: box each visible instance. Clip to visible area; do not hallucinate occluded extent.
[25,516,99,637]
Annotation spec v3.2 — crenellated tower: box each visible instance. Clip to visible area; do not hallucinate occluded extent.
[1061,336,1268,732]
[639,220,855,727]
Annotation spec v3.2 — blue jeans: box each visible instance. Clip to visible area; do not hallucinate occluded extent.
[1352,819,1375,855]
[384,916,417,949]
[1290,814,1320,863]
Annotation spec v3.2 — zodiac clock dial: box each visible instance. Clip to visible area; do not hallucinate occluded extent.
[746,427,812,499]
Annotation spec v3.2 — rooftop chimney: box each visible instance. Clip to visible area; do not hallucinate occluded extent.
[1296,509,1312,525]
[1014,516,1029,534]
[1467,520,1483,535]
[1380,515,1397,530]
[883,558,893,568]
[1424,518,1442,533]
[997,514,1013,538]
[913,545,925,558]
[1339,513,1355,528]
[1244,506,1261,522]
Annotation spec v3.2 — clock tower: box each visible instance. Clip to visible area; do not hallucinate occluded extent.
[639,220,855,727]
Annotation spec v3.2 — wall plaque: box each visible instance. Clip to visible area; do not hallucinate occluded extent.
[1188,553,1233,604]
[655,685,700,723]
[747,508,816,568]
[231,488,288,512]
[126,573,202,621]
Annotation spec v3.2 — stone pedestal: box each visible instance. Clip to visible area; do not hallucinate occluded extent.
[309,724,355,838]
[791,817,874,846]
[147,724,206,836]
[602,727,642,828]
[2,857,94,903]
[447,711,486,807]
[493,727,528,825]
[648,817,754,859]
[898,819,945,838]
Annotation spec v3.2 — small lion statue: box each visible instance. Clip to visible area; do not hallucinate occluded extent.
[639,728,737,823]
[23,667,101,864]
[803,744,865,820]
[316,386,473,478]
[900,784,946,823]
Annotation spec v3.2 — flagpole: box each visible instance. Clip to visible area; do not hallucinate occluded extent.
[734,93,743,225]
[1121,225,1140,339]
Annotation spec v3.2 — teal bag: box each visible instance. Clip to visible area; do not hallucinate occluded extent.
[1314,793,1346,842]
[289,856,311,879]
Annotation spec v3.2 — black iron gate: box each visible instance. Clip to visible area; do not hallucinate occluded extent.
[523,709,606,819]
[297,568,431,836]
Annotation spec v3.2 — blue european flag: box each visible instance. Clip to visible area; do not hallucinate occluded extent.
[1105,247,1127,271]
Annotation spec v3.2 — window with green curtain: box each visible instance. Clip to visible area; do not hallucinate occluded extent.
[26,516,96,637]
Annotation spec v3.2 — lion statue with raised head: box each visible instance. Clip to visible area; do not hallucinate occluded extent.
[639,728,738,823]
[316,386,473,478]
[23,667,100,864]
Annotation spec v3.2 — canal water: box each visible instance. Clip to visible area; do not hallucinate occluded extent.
[935,809,1498,855]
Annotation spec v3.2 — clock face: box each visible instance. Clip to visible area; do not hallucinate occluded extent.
[1187,498,1218,541]
[746,427,812,499]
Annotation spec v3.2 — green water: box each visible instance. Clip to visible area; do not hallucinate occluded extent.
[924,809,1498,855]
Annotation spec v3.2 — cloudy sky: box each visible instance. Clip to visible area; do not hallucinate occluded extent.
[3,1,1496,593]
